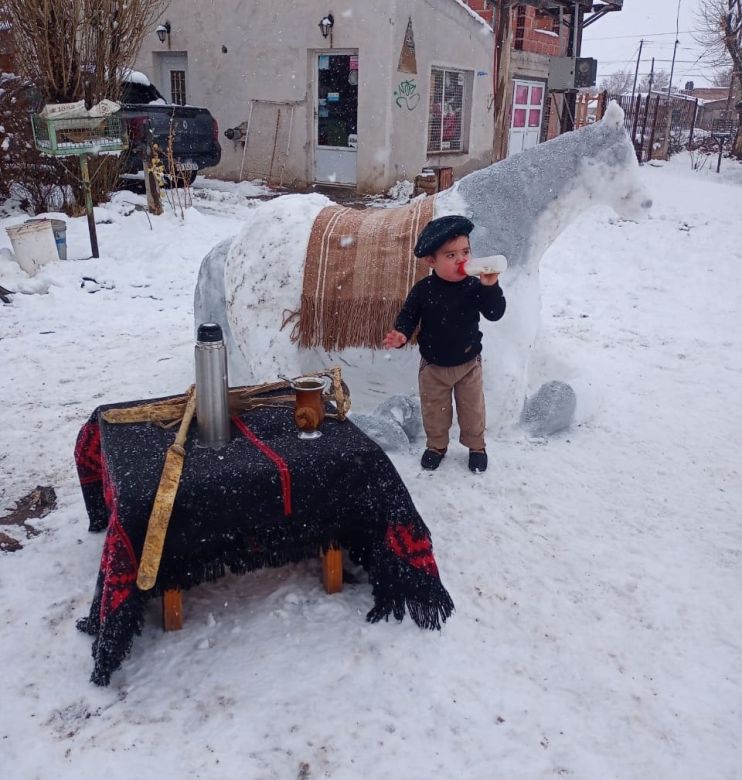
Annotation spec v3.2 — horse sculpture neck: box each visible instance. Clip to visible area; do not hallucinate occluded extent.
[440,103,643,276]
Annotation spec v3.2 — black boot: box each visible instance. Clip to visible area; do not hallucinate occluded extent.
[468,449,488,473]
[421,447,447,470]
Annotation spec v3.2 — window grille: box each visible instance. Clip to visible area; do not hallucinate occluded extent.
[170,70,187,105]
[427,68,467,153]
[514,6,526,50]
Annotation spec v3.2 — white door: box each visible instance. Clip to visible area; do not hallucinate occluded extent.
[314,52,358,185]
[156,52,189,105]
[508,80,545,157]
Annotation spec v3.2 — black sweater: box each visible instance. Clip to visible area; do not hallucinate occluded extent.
[394,271,506,367]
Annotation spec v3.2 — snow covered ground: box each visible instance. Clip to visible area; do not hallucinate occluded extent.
[1,152,740,779]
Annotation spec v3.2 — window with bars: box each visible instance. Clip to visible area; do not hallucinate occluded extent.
[170,70,187,105]
[427,68,469,153]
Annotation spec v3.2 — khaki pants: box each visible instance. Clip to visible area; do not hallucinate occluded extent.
[418,355,486,451]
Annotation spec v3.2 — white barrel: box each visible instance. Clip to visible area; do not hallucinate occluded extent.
[5,220,59,275]
[25,218,67,261]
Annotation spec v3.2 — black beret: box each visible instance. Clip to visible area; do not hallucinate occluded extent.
[414,215,475,258]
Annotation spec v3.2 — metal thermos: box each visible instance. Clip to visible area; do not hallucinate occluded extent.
[194,323,230,448]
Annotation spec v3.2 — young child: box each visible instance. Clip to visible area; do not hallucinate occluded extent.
[382,215,506,473]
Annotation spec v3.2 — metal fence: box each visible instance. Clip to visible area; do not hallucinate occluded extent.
[601,92,699,163]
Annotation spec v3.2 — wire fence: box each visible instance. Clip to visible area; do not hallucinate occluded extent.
[600,91,701,163]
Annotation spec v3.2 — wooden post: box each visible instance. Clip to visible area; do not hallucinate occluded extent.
[144,127,163,216]
[688,98,699,148]
[492,1,514,162]
[321,545,343,594]
[631,94,642,162]
[647,95,661,160]
[79,154,99,258]
[162,589,183,631]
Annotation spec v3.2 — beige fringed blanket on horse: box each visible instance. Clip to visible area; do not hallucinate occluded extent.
[296,196,435,351]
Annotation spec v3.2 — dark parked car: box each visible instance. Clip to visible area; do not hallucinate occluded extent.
[0,72,221,186]
[119,75,221,184]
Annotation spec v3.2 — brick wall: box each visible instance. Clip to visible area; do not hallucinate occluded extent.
[516,8,566,57]
[459,3,567,56]
[459,0,494,28]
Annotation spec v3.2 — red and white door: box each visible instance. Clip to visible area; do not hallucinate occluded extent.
[508,80,545,157]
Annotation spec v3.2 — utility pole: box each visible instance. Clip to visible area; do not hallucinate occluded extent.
[560,1,583,134]
[667,38,679,98]
[648,56,655,95]
[492,0,514,161]
[631,39,644,102]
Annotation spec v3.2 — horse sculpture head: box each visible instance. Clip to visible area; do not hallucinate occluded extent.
[443,101,652,275]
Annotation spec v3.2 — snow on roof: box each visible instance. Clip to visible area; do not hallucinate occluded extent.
[450,0,494,33]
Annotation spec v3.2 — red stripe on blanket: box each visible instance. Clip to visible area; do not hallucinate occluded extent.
[75,420,102,484]
[385,523,439,576]
[99,456,138,621]
[232,416,292,516]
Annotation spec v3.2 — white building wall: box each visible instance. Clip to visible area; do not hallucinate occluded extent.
[388,0,495,182]
[134,0,493,192]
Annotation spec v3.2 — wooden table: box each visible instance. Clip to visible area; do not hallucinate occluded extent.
[75,399,454,685]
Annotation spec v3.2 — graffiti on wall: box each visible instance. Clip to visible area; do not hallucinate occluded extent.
[394,80,420,111]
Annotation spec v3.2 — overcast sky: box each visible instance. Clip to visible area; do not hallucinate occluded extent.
[581,0,718,88]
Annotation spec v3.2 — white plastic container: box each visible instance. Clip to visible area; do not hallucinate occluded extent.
[26,218,67,261]
[5,220,59,275]
[462,255,508,276]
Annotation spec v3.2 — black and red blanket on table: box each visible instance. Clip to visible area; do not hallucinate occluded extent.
[75,397,454,686]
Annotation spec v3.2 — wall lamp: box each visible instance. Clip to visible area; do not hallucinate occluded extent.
[318,14,334,39]
[155,21,171,47]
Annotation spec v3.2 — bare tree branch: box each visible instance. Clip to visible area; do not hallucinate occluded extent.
[5,0,169,104]
[599,69,634,95]
[695,0,742,156]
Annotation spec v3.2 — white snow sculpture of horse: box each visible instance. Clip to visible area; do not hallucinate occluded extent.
[195,102,651,434]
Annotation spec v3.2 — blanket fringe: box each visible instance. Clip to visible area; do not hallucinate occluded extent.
[298,296,406,350]
[77,585,145,687]
[366,579,455,630]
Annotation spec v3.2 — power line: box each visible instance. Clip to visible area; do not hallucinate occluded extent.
[597,59,705,64]
[584,30,695,41]
[676,50,710,84]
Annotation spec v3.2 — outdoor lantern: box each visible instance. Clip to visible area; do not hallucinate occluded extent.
[156,21,171,45]
[318,14,334,38]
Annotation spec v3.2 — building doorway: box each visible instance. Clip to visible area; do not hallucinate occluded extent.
[314,51,358,186]
[155,52,189,105]
[508,79,545,157]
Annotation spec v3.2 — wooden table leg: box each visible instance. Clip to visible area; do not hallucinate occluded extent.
[162,589,183,631]
[322,546,343,594]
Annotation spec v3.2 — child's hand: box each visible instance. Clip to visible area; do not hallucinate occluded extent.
[479,272,500,286]
[383,329,407,349]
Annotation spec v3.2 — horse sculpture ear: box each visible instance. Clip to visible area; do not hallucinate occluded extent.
[602,100,625,130]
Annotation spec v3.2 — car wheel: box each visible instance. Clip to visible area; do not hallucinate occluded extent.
[181,169,198,187]
[169,169,197,187]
